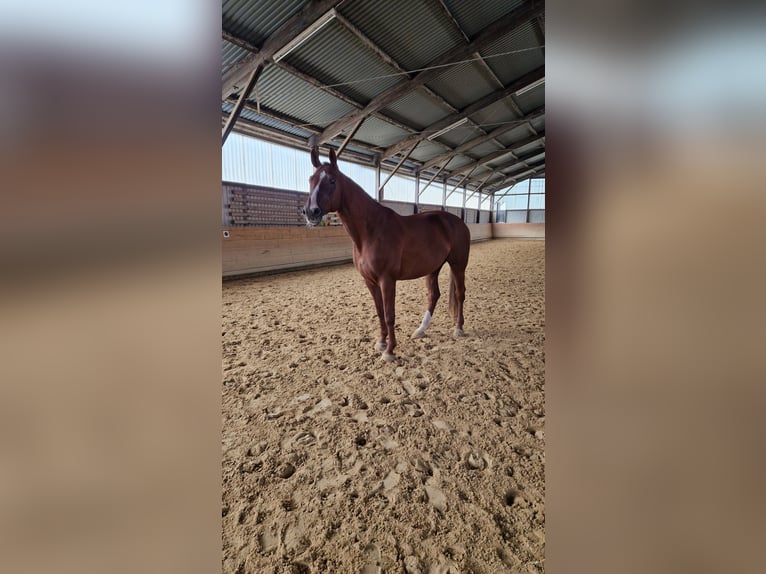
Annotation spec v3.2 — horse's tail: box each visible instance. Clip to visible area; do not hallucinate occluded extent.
[448,271,457,321]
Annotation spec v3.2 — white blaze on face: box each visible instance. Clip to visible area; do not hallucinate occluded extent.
[308,171,326,213]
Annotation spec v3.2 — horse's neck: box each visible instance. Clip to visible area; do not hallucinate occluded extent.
[337,177,387,248]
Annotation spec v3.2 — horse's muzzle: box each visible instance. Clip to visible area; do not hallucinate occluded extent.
[304,206,323,226]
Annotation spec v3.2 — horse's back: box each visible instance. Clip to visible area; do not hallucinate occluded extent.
[407,210,468,237]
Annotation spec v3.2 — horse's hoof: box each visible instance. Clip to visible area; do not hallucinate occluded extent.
[453,328,465,338]
[375,342,387,351]
[412,329,425,339]
[381,352,396,362]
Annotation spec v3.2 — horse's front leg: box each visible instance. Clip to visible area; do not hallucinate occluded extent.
[364,278,388,351]
[380,277,397,361]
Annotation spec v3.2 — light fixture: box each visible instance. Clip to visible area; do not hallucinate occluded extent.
[515,77,545,96]
[427,117,469,140]
[273,9,337,62]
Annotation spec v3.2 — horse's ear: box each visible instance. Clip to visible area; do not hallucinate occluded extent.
[311,146,321,168]
[329,148,337,167]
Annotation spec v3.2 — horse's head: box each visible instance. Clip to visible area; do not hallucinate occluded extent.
[304,147,341,226]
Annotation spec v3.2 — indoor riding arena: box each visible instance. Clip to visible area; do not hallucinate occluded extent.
[222,1,546,572]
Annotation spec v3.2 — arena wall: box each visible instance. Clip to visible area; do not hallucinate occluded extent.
[222,226,352,278]
[223,223,543,277]
[492,223,545,239]
[467,223,492,242]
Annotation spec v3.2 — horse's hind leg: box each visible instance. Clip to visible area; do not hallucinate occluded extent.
[449,266,467,337]
[364,278,388,351]
[412,267,441,339]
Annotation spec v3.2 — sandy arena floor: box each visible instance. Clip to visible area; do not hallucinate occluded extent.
[222,238,545,573]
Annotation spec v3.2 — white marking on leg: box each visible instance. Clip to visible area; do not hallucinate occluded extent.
[413,310,431,338]
[419,310,432,331]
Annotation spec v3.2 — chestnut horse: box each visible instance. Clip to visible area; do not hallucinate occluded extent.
[304,147,470,361]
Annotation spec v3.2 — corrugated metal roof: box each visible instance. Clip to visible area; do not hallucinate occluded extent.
[410,139,449,163]
[442,0,525,38]
[494,124,538,147]
[469,98,520,129]
[281,19,402,105]
[222,0,544,187]
[513,83,545,114]
[480,21,544,86]
[470,165,495,178]
[250,65,357,128]
[225,100,315,139]
[222,0,308,47]
[501,161,532,175]
[433,123,484,148]
[529,116,545,133]
[425,60,497,109]
[382,88,453,130]
[443,155,474,170]
[469,140,505,157]
[354,115,411,148]
[222,39,249,73]
[511,140,544,157]
[340,0,465,70]
[486,150,518,168]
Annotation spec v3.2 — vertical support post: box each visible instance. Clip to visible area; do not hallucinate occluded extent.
[414,168,420,213]
[441,177,447,211]
[477,191,482,223]
[526,177,532,223]
[374,155,381,202]
[461,183,467,222]
[222,63,264,146]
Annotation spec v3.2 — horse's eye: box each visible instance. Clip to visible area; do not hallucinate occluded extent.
[329,178,336,185]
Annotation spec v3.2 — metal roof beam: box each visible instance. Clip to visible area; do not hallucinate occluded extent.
[222,0,340,100]
[490,171,546,197]
[484,164,546,193]
[222,30,421,141]
[420,105,543,172]
[445,132,544,177]
[377,141,420,196]
[332,11,457,114]
[465,152,546,189]
[465,173,495,203]
[417,163,448,197]
[381,66,544,160]
[222,107,380,162]
[493,150,545,173]
[332,11,461,121]
[434,0,471,43]
[222,63,264,146]
[317,0,544,145]
[336,117,365,158]
[445,170,475,201]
